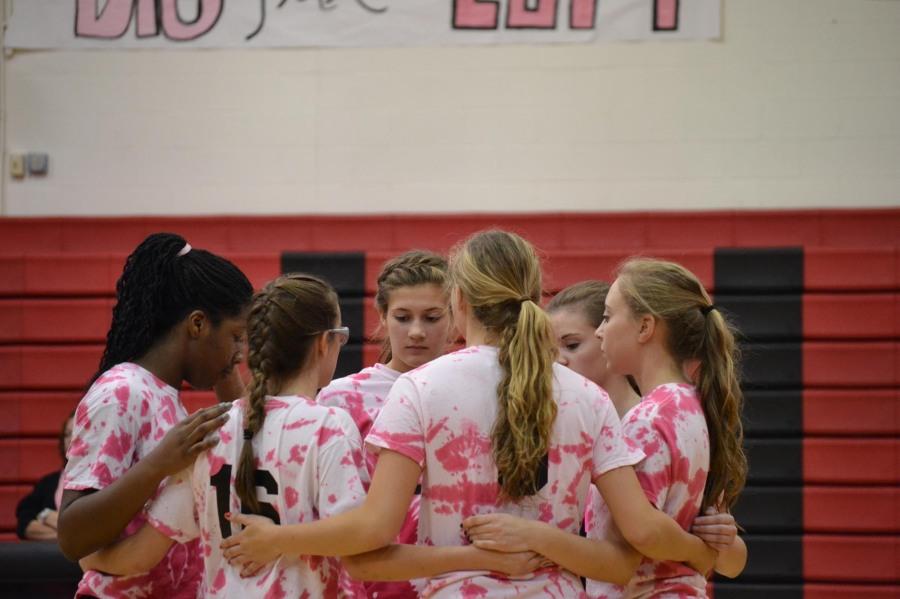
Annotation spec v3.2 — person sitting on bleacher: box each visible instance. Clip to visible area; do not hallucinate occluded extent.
[15,412,74,541]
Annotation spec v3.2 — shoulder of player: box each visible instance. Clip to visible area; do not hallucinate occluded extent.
[282,399,356,431]
[80,364,161,408]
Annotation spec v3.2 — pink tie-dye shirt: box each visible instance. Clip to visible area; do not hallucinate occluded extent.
[63,362,202,599]
[146,394,369,599]
[585,383,709,599]
[318,363,421,598]
[367,346,644,599]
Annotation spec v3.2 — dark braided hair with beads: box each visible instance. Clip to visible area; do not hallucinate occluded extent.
[90,232,253,385]
[235,274,339,514]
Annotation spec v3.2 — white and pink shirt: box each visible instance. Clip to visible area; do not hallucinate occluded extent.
[63,362,202,599]
[146,394,369,599]
[318,363,420,598]
[585,383,710,599]
[367,346,644,598]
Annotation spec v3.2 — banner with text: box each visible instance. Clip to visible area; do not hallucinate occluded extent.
[5,1,721,50]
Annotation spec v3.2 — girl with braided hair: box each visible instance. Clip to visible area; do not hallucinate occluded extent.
[81,273,370,597]
[59,232,253,599]
[317,249,452,598]
[219,230,716,597]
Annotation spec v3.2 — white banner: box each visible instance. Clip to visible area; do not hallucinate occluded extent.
[5,0,720,49]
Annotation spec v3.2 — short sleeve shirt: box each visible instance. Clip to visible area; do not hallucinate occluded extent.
[367,346,644,598]
[147,395,368,599]
[585,383,710,599]
[318,363,421,598]
[63,362,202,599]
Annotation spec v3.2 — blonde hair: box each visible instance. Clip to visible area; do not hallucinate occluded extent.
[617,258,747,511]
[449,230,557,500]
[374,250,448,363]
[236,274,339,514]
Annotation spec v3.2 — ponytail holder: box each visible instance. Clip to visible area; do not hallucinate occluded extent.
[518,297,533,304]
[700,304,717,316]
[243,428,253,440]
[177,243,192,257]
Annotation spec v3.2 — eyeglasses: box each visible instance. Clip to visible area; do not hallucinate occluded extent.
[325,326,350,346]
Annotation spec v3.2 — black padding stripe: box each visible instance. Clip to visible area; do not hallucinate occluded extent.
[717,295,802,341]
[736,535,803,582]
[713,582,802,599]
[714,248,804,293]
[743,390,802,437]
[732,486,803,533]
[741,342,803,389]
[745,439,802,484]
[281,252,366,295]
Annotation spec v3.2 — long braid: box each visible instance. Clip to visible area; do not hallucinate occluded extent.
[234,274,339,515]
[92,234,185,383]
[235,298,278,514]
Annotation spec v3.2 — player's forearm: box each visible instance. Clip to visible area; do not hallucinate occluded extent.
[714,535,747,578]
[58,459,167,560]
[625,509,710,564]
[272,505,396,557]
[343,544,492,581]
[524,521,639,585]
[24,520,58,541]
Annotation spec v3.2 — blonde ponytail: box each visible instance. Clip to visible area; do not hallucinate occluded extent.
[450,230,557,500]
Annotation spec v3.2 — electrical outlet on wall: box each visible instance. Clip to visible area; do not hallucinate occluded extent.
[9,154,25,179]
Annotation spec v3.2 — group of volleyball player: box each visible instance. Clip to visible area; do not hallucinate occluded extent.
[56,228,748,599]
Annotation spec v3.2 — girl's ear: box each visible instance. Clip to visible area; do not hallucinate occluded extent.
[316,331,330,358]
[637,313,656,344]
[187,310,208,339]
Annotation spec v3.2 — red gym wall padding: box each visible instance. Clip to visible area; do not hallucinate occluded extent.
[0,210,897,599]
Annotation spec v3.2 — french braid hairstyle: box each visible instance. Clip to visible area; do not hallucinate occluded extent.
[90,232,252,385]
[449,230,557,501]
[374,250,449,363]
[235,274,339,514]
[616,258,747,512]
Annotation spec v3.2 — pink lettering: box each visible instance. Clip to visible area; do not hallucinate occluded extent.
[160,0,223,41]
[507,0,557,29]
[569,0,597,30]
[453,0,500,30]
[654,0,679,31]
[75,1,221,41]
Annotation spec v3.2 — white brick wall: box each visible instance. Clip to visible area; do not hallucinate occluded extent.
[2,0,899,215]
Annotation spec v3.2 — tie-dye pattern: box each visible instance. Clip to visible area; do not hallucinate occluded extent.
[146,394,369,598]
[318,364,421,598]
[585,383,709,598]
[63,362,202,599]
[367,346,644,598]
